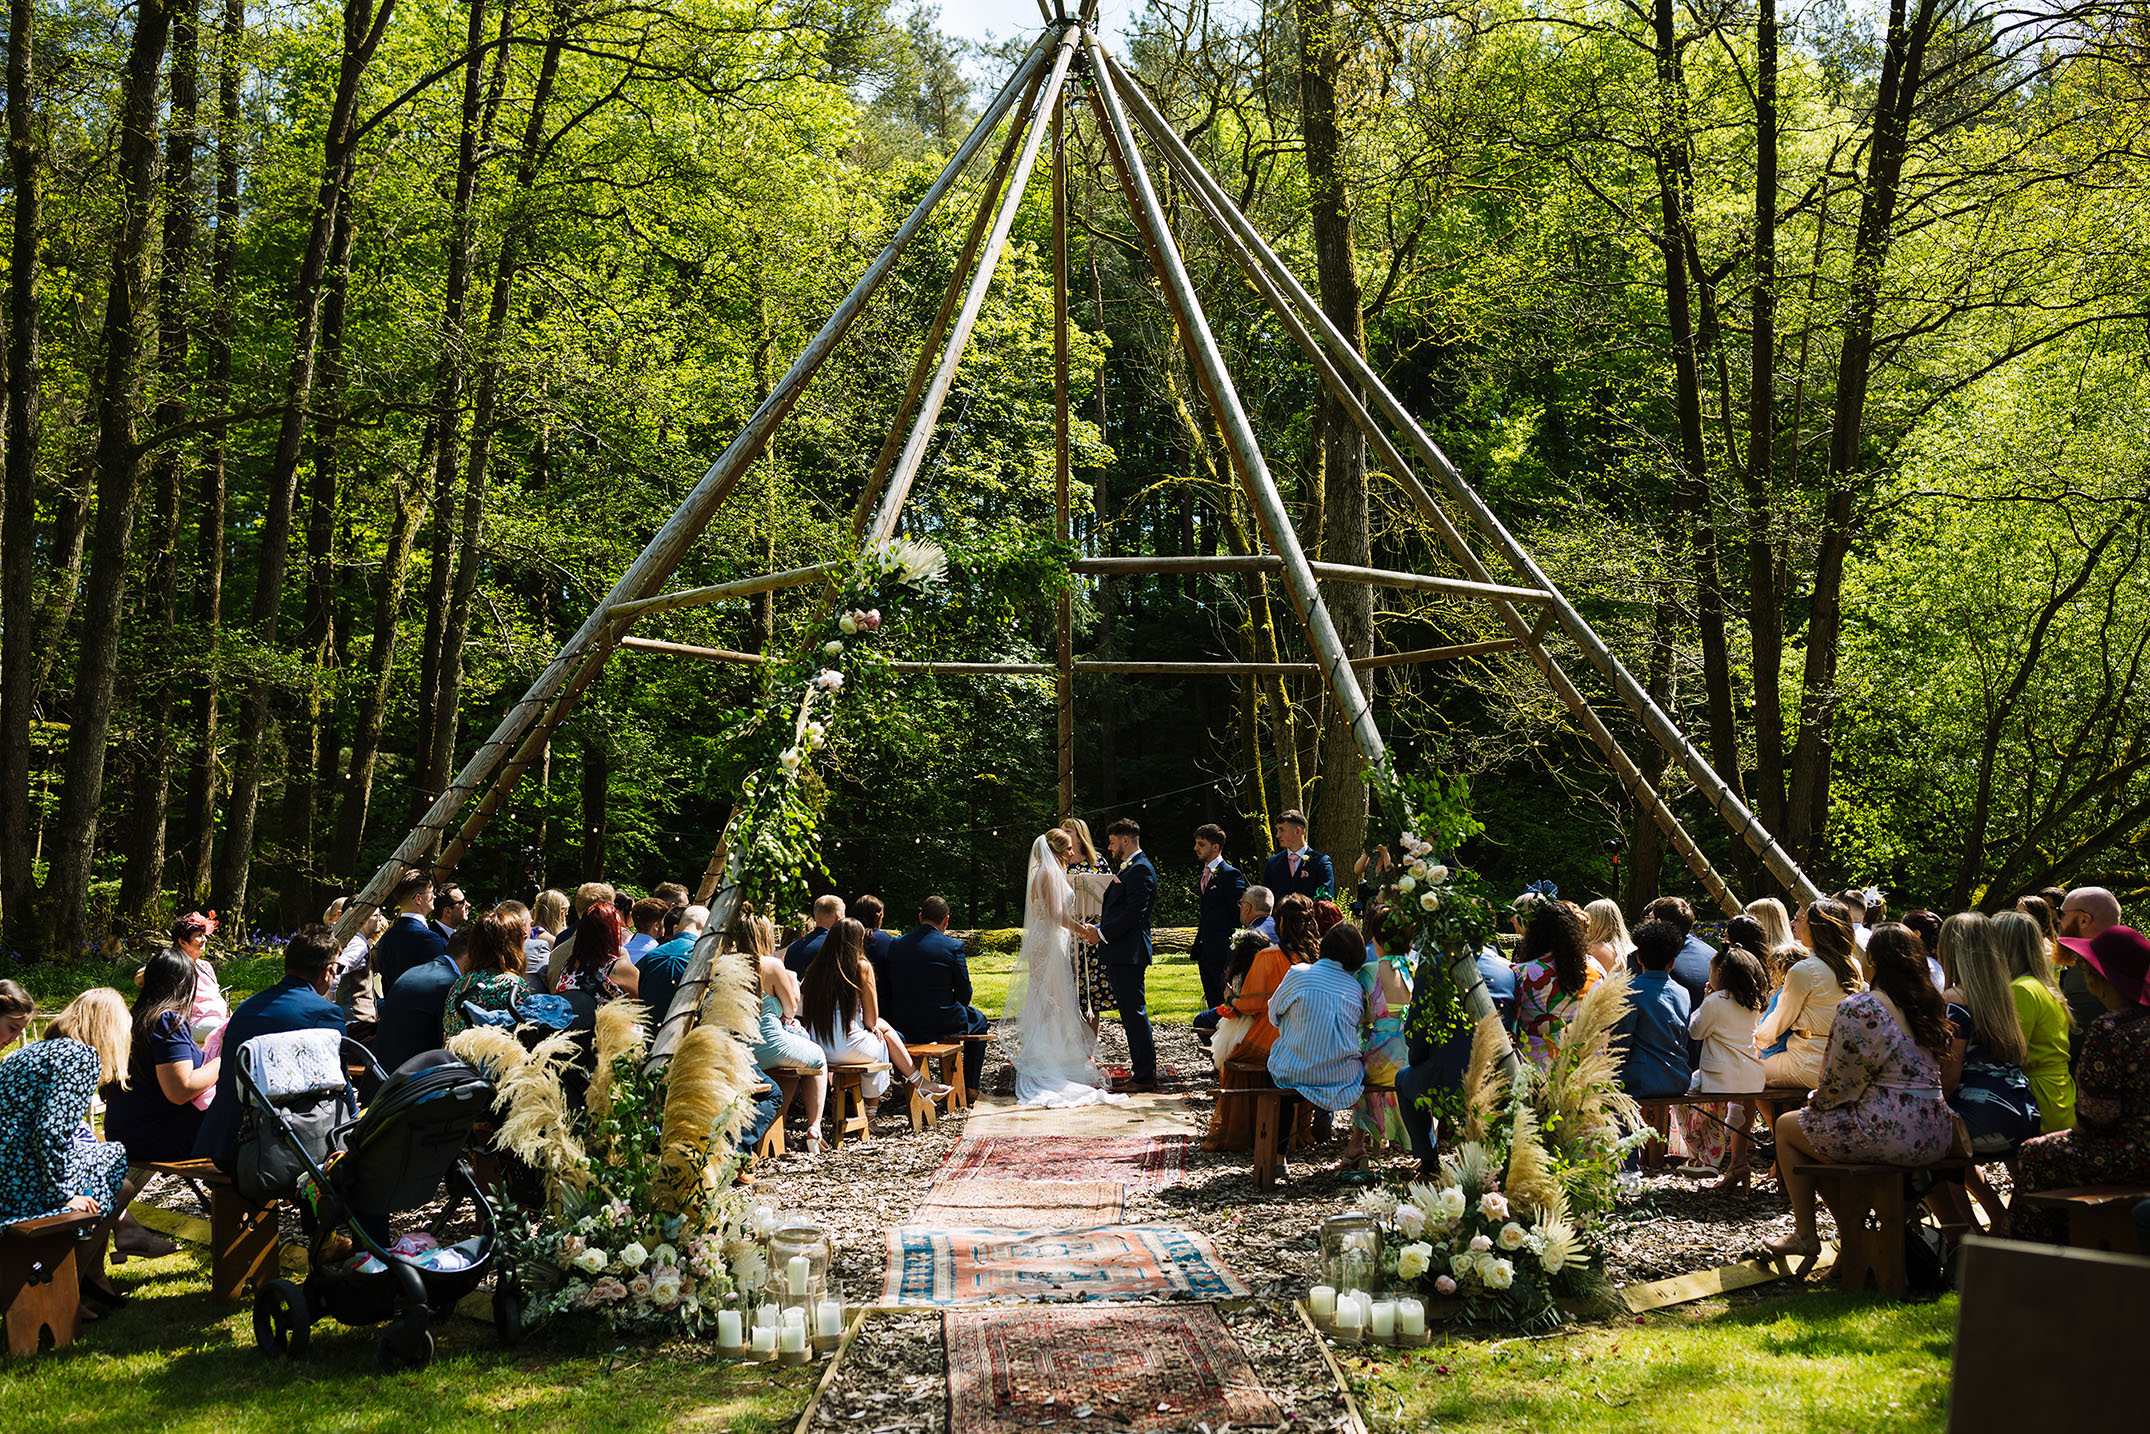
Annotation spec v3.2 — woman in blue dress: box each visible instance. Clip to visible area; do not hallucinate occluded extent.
[0,990,134,1307]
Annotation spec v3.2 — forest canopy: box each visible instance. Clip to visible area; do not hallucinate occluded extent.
[1,0,2145,955]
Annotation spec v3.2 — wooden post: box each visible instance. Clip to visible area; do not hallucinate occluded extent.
[1053,86,1075,822]
[329,35,1060,944]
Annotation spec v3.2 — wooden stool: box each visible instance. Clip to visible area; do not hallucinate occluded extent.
[905,1043,962,1130]
[2019,1186,2150,1253]
[139,1159,282,1304]
[826,1062,890,1147]
[755,1122,786,1160]
[1806,1163,1911,1295]
[1222,1059,1315,1190]
[2,1211,98,1356]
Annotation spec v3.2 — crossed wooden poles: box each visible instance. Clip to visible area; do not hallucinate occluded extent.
[331,13,1822,1063]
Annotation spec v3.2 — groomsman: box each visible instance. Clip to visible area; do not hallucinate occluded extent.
[1260,810,1333,902]
[1189,823,1245,1012]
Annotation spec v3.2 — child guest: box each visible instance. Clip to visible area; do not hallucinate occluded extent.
[1684,945,1769,1188]
[1618,921,1693,1098]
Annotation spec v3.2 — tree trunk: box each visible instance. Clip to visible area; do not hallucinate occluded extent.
[120,0,203,919]
[1622,596,1681,914]
[214,0,398,916]
[1297,0,1371,873]
[39,0,174,951]
[0,0,43,947]
[178,0,243,908]
[578,731,608,880]
[330,479,427,882]
[1743,0,1785,861]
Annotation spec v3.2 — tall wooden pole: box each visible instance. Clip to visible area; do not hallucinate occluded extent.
[1052,87,1075,822]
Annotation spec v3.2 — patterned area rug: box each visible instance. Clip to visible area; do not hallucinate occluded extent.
[988,1063,1194,1097]
[881,1225,1249,1306]
[934,1135,1194,1191]
[946,1304,1281,1434]
[912,1179,1125,1232]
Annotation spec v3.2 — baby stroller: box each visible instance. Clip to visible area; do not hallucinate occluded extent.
[235,1031,506,1370]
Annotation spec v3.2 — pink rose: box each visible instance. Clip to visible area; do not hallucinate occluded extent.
[591,1276,628,1304]
[1435,1275,1457,1295]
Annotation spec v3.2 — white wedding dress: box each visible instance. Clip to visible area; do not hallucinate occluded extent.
[1005,835,1129,1108]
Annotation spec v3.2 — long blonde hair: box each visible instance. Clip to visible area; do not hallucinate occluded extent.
[1937,912,1997,992]
[1060,817,1098,864]
[1948,914,2029,1065]
[46,988,131,1088]
[1746,897,1794,952]
[532,888,571,935]
[1582,898,1634,957]
[1992,910,2072,1030]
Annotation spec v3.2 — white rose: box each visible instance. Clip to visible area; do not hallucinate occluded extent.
[652,1243,678,1270]
[650,1274,683,1308]
[618,1241,649,1271]
[1479,1192,1509,1220]
[778,748,801,773]
[1435,1187,1467,1223]
[1420,891,1441,911]
[1425,864,1450,884]
[1448,1252,1475,1279]
[1409,861,1429,879]
[1468,1233,1492,1254]
[1498,1222,1527,1251]
[839,615,858,635]
[1396,1242,1434,1281]
[1396,874,1417,893]
[572,1247,608,1274]
[1395,1204,1425,1239]
[1484,1258,1515,1291]
[822,640,844,658]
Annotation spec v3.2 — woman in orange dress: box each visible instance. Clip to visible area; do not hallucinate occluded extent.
[1204,893,1321,1151]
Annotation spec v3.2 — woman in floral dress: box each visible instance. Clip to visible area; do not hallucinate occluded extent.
[1511,902,1599,1070]
[1347,907,1415,1163]
[442,913,533,1038]
[1061,817,1115,1024]
[1766,925,1956,1258]
[0,991,133,1307]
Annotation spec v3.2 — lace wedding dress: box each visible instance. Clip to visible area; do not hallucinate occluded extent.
[1004,835,1129,1108]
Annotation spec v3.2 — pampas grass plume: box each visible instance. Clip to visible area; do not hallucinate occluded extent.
[495,1030,589,1194]
[445,1026,526,1084]
[1462,1012,1513,1145]
[589,999,649,1124]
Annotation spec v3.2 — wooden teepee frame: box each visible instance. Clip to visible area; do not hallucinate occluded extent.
[331,8,1821,1056]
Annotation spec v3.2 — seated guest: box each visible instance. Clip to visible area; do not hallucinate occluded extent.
[1767,924,1955,1259]
[105,949,221,1163]
[1583,898,1635,977]
[1753,897,1865,1088]
[637,904,709,1034]
[1267,922,1370,1134]
[1991,910,2074,1131]
[1746,897,1796,952]
[543,880,615,993]
[1346,906,1412,1165]
[1940,913,2040,1156]
[1639,896,1713,1012]
[372,869,447,988]
[555,902,636,1004]
[1240,884,1277,945]
[432,883,471,939]
[784,895,846,977]
[1617,920,1693,1098]
[442,913,531,1040]
[855,894,896,976]
[1513,900,1599,1070]
[1902,908,1948,989]
[2013,925,2150,1241]
[197,928,346,1170]
[1683,944,1768,1187]
[1391,926,1525,1177]
[883,896,989,1091]
[138,910,230,1043]
[0,990,134,1306]
[372,926,468,1072]
[737,914,827,1153]
[527,888,569,978]
[490,899,534,966]
[1204,893,1320,1152]
[625,896,668,961]
[0,978,33,1049]
[799,918,929,1101]
[1206,930,1274,1060]
[2056,887,2124,1038]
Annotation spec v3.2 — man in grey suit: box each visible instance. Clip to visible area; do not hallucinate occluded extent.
[1079,816,1158,1092]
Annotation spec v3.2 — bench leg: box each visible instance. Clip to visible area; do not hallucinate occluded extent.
[1251,1096,1281,1190]
[210,1192,282,1305]
[3,1236,83,1356]
[1816,1173,1906,1298]
[2071,1204,2137,1253]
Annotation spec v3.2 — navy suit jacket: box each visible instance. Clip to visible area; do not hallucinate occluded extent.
[370,953,461,1074]
[1261,849,1334,902]
[194,977,346,1170]
[880,925,974,1039]
[1096,852,1158,967]
[783,926,832,978]
[863,928,895,980]
[371,912,447,988]
[1193,860,1246,966]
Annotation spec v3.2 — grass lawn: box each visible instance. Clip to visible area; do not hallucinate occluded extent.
[1350,1288,1956,1434]
[0,1246,815,1434]
[966,940,1209,1024]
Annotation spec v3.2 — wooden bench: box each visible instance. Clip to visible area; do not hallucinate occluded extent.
[1633,1089,1807,1171]
[905,1043,963,1130]
[1220,1060,1316,1190]
[1804,1158,1970,1297]
[137,1159,283,1304]
[826,1062,892,1148]
[1947,1235,2150,1434]
[752,1064,822,1160]
[2017,1185,2150,1253]
[2,1211,100,1356]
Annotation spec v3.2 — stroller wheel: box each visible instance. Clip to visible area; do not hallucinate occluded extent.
[493,1274,525,1346]
[253,1279,311,1358]
[378,1314,435,1372]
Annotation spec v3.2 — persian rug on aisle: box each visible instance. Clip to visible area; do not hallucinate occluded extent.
[881,1225,1248,1306]
[988,1063,1192,1097]
[911,1179,1125,1232]
[933,1135,1193,1191]
[945,1304,1281,1434]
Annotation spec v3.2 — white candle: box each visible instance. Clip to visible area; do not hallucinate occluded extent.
[1346,1290,1371,1325]
[1309,1285,1337,1319]
[717,1309,743,1347]
[1331,1298,1363,1331]
[815,1300,843,1338]
[786,1255,811,1299]
[1370,1301,1397,1339]
[779,1322,807,1354]
[751,1324,777,1353]
[754,1303,777,1331]
[1397,1298,1427,1336]
[783,1305,806,1328]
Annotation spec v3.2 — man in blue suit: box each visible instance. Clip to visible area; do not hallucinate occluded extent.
[1079,817,1158,1091]
[196,926,347,1172]
[371,930,465,1073]
[883,896,989,1089]
[1260,810,1333,903]
[370,868,447,988]
[783,894,845,977]
[1189,822,1246,1016]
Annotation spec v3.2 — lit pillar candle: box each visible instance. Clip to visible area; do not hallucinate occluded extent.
[815,1300,843,1338]
[1309,1285,1337,1319]
[1332,1297,1363,1331]
[1370,1301,1397,1339]
[751,1323,777,1353]
[1397,1299,1427,1336]
[787,1255,811,1299]
[717,1309,744,1348]
[779,1322,807,1354]
[754,1303,778,1331]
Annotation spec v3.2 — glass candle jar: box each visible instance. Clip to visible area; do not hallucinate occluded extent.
[1319,1212,1383,1295]
[766,1219,833,1314]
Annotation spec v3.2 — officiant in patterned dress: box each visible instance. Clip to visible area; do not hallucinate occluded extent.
[1061,816,1115,1023]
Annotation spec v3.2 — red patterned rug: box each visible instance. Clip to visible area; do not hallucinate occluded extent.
[946,1304,1281,1434]
[913,1179,1124,1232]
[881,1225,1248,1306]
[934,1135,1193,1191]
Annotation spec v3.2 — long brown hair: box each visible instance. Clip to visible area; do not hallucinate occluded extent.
[463,912,522,977]
[1519,901,1591,997]
[800,918,869,1034]
[1866,923,1952,1056]
[1273,893,1320,964]
[1804,898,1863,991]
[131,948,199,1065]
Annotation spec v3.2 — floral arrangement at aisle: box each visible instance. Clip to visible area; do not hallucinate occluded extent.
[446,944,779,1336]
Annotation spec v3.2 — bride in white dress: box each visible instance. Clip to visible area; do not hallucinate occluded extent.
[1005,829,1128,1108]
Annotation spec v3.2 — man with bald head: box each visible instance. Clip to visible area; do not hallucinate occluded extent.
[2057,886,2123,1035]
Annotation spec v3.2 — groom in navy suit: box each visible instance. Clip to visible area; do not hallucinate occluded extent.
[1080,816,1158,1092]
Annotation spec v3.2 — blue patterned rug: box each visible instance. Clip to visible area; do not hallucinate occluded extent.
[879,1225,1249,1307]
